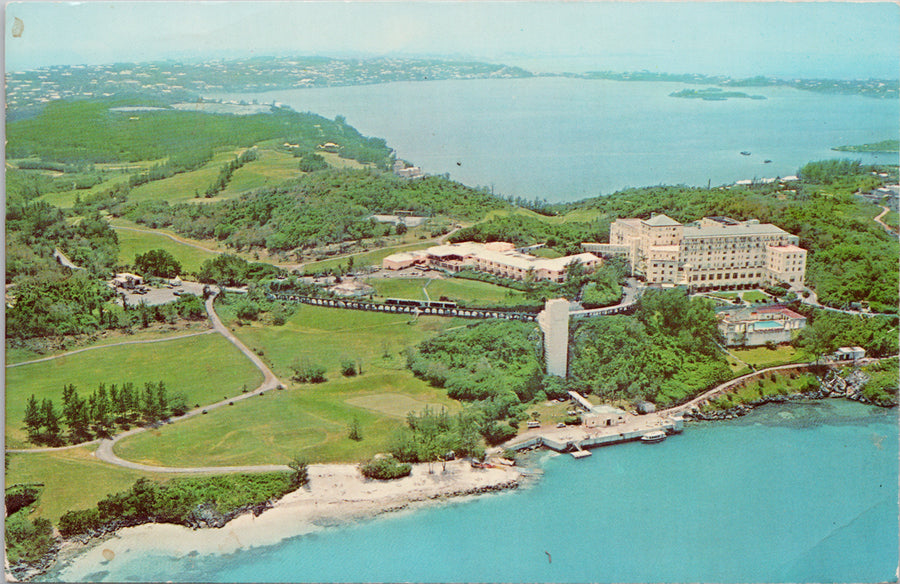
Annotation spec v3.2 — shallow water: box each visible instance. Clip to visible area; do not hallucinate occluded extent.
[53,400,898,583]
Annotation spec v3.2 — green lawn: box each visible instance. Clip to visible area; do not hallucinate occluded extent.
[129,150,240,204]
[38,173,133,209]
[5,324,213,365]
[741,290,772,303]
[364,277,527,307]
[883,211,899,230]
[368,278,429,301]
[113,370,459,465]
[216,148,301,199]
[114,305,464,465]
[5,333,263,448]
[219,304,458,379]
[115,225,221,274]
[725,344,809,372]
[4,446,171,522]
[425,278,527,306]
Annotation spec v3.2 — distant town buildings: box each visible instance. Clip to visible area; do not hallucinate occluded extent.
[717,305,807,347]
[382,242,601,283]
[584,215,807,291]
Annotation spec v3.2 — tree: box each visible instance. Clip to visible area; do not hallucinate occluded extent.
[288,456,310,487]
[348,416,363,441]
[340,359,357,377]
[23,394,42,441]
[290,358,327,383]
[134,249,182,278]
[395,222,408,235]
[156,381,169,419]
[40,398,61,445]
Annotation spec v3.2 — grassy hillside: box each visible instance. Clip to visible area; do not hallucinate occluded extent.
[6,99,392,168]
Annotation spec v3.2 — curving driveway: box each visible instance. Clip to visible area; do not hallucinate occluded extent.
[10,290,288,474]
[92,290,285,472]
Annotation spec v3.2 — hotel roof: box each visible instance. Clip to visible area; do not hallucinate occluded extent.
[643,214,682,227]
[684,222,790,238]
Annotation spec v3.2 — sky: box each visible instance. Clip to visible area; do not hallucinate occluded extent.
[4,1,900,79]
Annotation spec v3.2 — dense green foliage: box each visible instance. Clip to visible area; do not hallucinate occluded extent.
[133,249,183,278]
[23,381,189,446]
[792,309,899,360]
[861,357,900,406]
[359,457,413,480]
[5,508,54,564]
[570,289,732,407]
[406,321,545,444]
[197,254,285,285]
[6,100,392,168]
[6,202,119,280]
[556,163,899,310]
[6,272,115,339]
[390,407,485,464]
[449,214,600,253]
[119,169,507,252]
[57,473,294,537]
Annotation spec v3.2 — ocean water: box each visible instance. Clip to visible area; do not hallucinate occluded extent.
[56,400,898,583]
[215,77,899,202]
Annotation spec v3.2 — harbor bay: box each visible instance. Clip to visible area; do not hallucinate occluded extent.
[215,77,899,202]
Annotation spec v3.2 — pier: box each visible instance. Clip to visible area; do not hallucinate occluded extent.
[507,411,684,456]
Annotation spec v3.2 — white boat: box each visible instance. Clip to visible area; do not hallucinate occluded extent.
[641,430,667,443]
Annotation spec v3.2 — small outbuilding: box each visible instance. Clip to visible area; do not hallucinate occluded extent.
[112,273,143,289]
[635,400,657,415]
[583,405,628,428]
[832,346,865,362]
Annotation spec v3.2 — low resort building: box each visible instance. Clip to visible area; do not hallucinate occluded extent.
[382,241,601,283]
[583,215,807,291]
[717,305,807,347]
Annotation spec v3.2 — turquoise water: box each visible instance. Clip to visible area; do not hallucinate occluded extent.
[753,321,784,330]
[59,400,898,583]
[215,78,899,202]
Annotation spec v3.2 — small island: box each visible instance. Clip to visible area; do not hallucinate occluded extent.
[832,139,900,153]
[669,88,767,101]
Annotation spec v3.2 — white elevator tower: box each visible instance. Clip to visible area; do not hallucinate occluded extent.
[537,298,570,377]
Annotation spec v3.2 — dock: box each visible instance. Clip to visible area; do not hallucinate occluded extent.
[509,414,684,457]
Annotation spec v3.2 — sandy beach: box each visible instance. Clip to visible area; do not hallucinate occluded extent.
[53,460,526,580]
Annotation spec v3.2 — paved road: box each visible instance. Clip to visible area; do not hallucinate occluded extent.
[11,291,287,472]
[92,290,285,471]
[111,225,227,256]
[873,205,898,237]
[6,330,216,368]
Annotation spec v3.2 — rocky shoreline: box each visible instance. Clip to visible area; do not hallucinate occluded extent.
[683,368,896,422]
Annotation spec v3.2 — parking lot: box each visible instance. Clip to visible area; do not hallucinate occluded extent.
[115,281,207,307]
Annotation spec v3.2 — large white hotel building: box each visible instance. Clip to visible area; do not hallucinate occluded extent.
[584,214,807,291]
